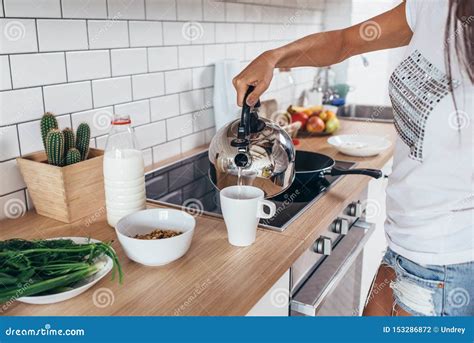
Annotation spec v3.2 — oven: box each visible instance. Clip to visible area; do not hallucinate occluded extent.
[290,201,375,316]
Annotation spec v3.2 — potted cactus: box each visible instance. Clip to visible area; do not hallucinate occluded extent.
[16,112,105,223]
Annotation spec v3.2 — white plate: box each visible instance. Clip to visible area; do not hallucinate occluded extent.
[328,134,391,157]
[18,237,113,305]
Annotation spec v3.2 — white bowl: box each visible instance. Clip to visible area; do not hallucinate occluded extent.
[327,134,391,157]
[115,209,195,266]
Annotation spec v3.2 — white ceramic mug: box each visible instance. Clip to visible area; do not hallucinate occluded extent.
[220,186,277,247]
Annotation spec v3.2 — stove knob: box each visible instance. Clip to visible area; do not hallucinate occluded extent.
[348,201,362,217]
[333,218,349,235]
[313,236,332,255]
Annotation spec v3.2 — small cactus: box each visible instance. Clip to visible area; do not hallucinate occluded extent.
[65,148,81,166]
[76,123,90,161]
[40,112,58,150]
[62,128,75,157]
[45,129,64,166]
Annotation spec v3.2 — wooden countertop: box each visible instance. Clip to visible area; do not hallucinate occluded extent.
[0,119,396,316]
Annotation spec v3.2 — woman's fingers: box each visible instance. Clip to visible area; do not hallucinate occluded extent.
[232,76,248,107]
[246,80,269,106]
[233,51,277,106]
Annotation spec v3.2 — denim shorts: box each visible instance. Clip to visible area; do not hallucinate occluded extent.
[382,248,474,316]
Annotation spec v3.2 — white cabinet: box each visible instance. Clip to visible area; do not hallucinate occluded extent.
[246,270,290,316]
[358,158,393,312]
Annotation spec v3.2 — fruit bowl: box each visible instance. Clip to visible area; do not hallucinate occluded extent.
[287,105,341,136]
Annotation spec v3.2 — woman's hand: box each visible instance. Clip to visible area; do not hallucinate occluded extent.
[232,2,411,107]
[232,50,279,107]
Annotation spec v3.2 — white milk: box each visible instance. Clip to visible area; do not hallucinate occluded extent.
[103,149,146,227]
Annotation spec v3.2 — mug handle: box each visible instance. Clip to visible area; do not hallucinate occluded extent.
[257,200,276,219]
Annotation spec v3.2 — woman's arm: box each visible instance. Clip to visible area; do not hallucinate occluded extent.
[233,2,413,107]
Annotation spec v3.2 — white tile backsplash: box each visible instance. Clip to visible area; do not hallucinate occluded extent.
[0,0,325,199]
[111,48,148,76]
[203,0,225,22]
[215,23,236,43]
[163,22,191,46]
[177,0,202,21]
[66,50,111,82]
[71,107,113,138]
[37,19,88,51]
[10,52,67,88]
[178,45,203,68]
[0,125,20,161]
[203,44,225,65]
[166,113,192,140]
[0,19,38,54]
[225,3,245,22]
[192,66,214,89]
[0,159,26,195]
[61,0,108,19]
[129,21,163,47]
[115,100,150,127]
[0,56,12,90]
[0,87,44,126]
[4,0,61,18]
[107,0,145,20]
[92,77,132,107]
[179,89,205,114]
[134,120,166,149]
[148,46,178,72]
[132,72,165,100]
[150,94,180,121]
[88,20,129,49]
[164,69,192,94]
[44,81,93,114]
[152,139,180,163]
[145,0,176,20]
[181,131,205,152]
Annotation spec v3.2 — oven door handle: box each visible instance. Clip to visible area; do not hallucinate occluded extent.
[290,220,376,316]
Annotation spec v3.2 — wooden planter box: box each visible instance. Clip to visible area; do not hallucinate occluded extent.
[16,148,105,223]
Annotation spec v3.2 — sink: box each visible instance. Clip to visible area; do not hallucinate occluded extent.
[336,104,394,123]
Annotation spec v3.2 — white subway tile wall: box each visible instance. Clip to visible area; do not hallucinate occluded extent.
[0,0,324,219]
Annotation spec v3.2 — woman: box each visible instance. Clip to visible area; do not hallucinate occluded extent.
[233,0,473,316]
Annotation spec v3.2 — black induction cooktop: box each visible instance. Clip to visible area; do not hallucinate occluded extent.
[145,151,355,232]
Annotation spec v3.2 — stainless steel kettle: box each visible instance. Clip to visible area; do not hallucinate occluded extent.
[208,86,296,198]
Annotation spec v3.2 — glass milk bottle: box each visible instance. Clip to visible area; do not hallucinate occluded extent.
[103,114,146,227]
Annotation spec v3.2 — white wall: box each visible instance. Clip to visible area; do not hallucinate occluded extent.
[324,0,406,106]
[346,0,405,106]
[0,0,325,219]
